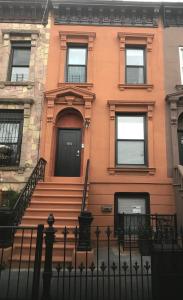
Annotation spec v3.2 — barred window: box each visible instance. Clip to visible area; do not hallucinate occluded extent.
[0,110,24,166]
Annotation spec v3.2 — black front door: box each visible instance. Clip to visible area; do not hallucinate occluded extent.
[55,129,81,177]
[178,130,183,165]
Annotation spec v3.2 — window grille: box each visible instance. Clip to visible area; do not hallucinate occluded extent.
[0,110,24,166]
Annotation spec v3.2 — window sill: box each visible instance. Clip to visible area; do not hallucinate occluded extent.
[58,82,93,90]
[107,167,156,175]
[0,81,34,88]
[0,166,28,174]
[118,84,153,91]
[175,84,183,91]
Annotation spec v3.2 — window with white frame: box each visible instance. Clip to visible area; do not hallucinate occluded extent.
[126,47,146,84]
[66,45,87,83]
[179,47,183,84]
[116,114,146,165]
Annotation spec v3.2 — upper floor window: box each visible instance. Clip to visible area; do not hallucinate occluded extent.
[126,48,145,84]
[116,114,146,165]
[0,110,24,166]
[9,42,31,82]
[66,46,87,83]
[179,47,183,84]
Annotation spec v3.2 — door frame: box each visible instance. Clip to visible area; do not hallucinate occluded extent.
[178,129,183,165]
[54,127,82,177]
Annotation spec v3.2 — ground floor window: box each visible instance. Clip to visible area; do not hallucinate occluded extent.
[0,110,24,166]
[114,192,150,233]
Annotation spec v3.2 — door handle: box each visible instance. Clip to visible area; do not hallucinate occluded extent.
[76,150,80,157]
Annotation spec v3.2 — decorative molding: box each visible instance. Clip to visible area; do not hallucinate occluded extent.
[0,98,34,105]
[45,85,95,101]
[2,30,39,48]
[108,99,155,172]
[117,32,154,87]
[58,82,93,90]
[118,84,153,91]
[108,100,155,108]
[53,3,160,27]
[107,167,156,175]
[166,91,183,125]
[0,81,34,89]
[59,31,96,50]
[24,103,31,118]
[45,86,95,123]
[118,32,154,51]
[163,6,183,27]
[59,31,96,84]
[108,100,155,120]
[0,0,49,24]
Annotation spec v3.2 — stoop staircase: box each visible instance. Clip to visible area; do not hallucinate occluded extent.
[12,159,89,265]
[13,181,88,264]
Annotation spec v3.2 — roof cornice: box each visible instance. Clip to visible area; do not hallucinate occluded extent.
[0,0,49,25]
[52,1,160,27]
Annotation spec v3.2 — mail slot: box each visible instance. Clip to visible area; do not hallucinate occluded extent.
[101,205,113,213]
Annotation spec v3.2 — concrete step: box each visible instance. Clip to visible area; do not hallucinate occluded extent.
[31,194,86,202]
[12,254,72,266]
[30,199,82,209]
[33,187,85,196]
[21,216,78,226]
[25,208,81,218]
[13,242,75,258]
[37,182,86,189]
[30,200,82,209]
[14,232,76,244]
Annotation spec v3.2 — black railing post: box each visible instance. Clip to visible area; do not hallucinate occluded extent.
[42,214,56,300]
[32,224,44,300]
[174,213,178,241]
[81,159,90,213]
[77,211,93,251]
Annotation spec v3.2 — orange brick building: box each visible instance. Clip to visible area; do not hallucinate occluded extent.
[38,0,175,229]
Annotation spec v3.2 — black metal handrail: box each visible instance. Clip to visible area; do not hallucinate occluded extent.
[81,159,90,213]
[13,157,47,225]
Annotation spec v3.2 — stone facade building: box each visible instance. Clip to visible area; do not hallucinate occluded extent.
[163,3,183,227]
[0,0,50,191]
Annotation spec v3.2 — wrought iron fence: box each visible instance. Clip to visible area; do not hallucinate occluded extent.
[0,214,183,300]
[0,225,44,300]
[118,213,177,247]
[41,214,183,300]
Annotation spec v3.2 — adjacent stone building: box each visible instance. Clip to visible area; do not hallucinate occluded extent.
[163,3,183,227]
[0,0,50,192]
